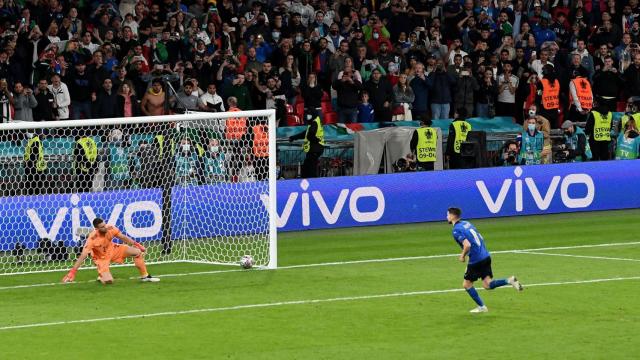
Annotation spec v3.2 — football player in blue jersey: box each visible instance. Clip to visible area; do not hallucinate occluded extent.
[447,207,524,313]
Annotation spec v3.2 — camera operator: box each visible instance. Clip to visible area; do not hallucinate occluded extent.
[615,118,640,160]
[554,120,592,163]
[498,140,520,166]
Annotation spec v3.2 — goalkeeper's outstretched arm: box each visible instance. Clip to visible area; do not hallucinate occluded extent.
[115,233,146,253]
[62,246,92,283]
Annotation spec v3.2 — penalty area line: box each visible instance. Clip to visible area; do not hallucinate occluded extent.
[1,275,639,331]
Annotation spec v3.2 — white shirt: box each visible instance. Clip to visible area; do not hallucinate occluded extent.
[48,83,71,119]
[81,42,100,54]
[497,73,518,103]
[199,92,225,111]
[530,59,554,78]
[447,50,468,65]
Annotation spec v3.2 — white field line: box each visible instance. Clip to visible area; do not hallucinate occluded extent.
[1,241,639,292]
[514,251,640,262]
[1,275,639,332]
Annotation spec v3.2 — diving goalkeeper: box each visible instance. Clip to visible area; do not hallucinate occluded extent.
[62,218,160,284]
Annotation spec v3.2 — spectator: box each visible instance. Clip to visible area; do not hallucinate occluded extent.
[496,62,518,117]
[301,73,323,114]
[333,70,362,123]
[33,79,55,122]
[625,52,640,97]
[530,49,553,78]
[357,91,375,123]
[453,65,479,118]
[428,59,456,120]
[593,56,624,113]
[222,73,252,110]
[476,68,497,118]
[12,82,37,122]
[93,78,118,119]
[364,68,394,122]
[141,78,166,116]
[48,74,70,120]
[116,81,140,118]
[410,62,429,118]
[279,54,301,104]
[393,73,415,120]
[199,83,225,112]
[66,61,94,120]
[172,80,200,112]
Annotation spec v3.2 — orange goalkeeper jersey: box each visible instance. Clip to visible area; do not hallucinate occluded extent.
[85,225,123,260]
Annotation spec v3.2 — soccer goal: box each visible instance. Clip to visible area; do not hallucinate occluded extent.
[0,110,277,275]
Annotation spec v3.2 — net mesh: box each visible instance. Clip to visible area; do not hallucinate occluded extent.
[0,112,275,275]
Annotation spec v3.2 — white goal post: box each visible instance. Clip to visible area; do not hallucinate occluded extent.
[0,110,277,275]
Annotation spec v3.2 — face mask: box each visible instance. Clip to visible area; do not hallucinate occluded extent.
[210,146,219,153]
[182,144,191,152]
[527,124,536,132]
[528,110,536,117]
[295,36,304,43]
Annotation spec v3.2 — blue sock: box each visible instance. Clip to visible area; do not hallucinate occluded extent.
[465,287,484,307]
[489,278,509,289]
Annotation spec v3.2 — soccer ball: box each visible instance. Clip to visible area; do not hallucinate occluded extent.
[240,255,255,269]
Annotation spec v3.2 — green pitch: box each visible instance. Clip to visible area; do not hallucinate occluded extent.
[1,210,639,359]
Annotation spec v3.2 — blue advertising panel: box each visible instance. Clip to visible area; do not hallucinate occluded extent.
[274,160,640,231]
[0,189,163,250]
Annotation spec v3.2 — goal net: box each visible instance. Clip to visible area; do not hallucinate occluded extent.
[0,110,277,275]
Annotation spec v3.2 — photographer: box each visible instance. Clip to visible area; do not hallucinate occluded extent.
[498,140,520,166]
[615,118,640,160]
[554,120,592,163]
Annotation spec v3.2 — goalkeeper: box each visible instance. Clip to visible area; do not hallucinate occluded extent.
[62,218,160,284]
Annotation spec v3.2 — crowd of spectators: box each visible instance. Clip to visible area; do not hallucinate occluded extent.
[0,0,639,126]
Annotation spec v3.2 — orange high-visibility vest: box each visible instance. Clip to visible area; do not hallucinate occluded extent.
[225,107,247,140]
[252,124,269,157]
[569,77,593,111]
[541,78,560,110]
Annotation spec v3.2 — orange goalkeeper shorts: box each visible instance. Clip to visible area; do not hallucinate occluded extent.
[94,245,128,275]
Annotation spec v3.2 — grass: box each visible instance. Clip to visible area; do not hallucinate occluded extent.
[0,209,639,359]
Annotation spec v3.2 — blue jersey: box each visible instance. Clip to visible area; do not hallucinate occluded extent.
[452,221,491,264]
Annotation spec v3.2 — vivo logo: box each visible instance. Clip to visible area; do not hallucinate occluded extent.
[476,167,595,213]
[262,180,385,227]
[27,194,162,241]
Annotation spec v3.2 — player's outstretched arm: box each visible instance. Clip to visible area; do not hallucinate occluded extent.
[62,247,91,283]
[459,239,471,262]
[116,233,146,253]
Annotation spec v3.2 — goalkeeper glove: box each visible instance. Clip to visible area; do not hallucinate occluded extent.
[62,268,77,283]
[133,242,146,253]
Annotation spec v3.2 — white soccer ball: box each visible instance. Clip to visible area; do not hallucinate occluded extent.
[240,255,255,269]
